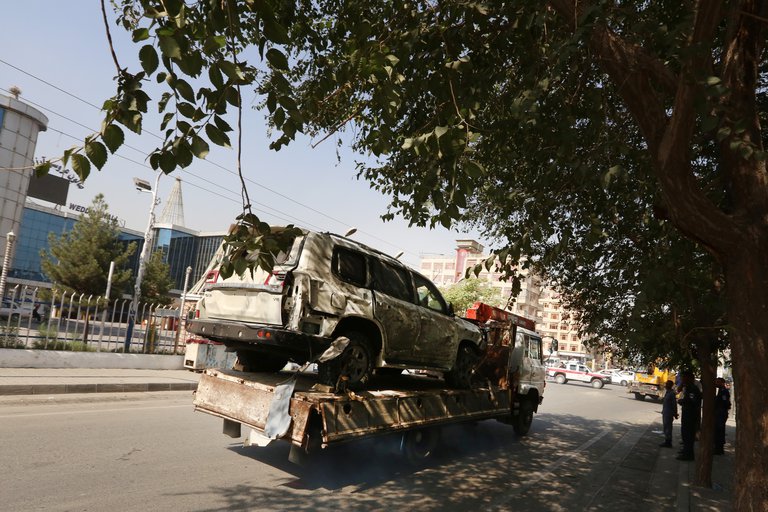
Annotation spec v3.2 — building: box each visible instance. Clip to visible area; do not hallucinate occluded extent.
[420,239,592,360]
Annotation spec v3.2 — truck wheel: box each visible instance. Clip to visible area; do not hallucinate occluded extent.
[591,379,604,389]
[233,351,287,373]
[318,331,373,391]
[513,399,534,436]
[400,428,440,466]
[555,373,566,384]
[445,343,479,389]
[633,392,644,401]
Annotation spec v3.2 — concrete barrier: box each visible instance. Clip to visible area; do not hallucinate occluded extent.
[0,348,184,370]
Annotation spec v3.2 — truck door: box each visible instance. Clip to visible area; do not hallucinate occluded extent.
[370,258,421,361]
[519,333,546,389]
[411,273,456,368]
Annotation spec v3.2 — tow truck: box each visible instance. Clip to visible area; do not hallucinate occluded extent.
[192,301,546,462]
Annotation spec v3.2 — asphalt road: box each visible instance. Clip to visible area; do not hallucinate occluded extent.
[0,381,663,511]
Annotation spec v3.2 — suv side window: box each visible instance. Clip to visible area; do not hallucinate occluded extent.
[332,246,367,287]
[371,259,413,302]
[413,273,447,314]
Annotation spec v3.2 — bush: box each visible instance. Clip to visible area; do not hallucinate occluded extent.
[32,339,94,352]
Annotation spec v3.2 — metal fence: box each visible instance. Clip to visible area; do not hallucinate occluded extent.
[0,285,189,354]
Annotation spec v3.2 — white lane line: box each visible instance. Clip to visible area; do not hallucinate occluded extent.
[489,428,612,508]
[0,404,191,419]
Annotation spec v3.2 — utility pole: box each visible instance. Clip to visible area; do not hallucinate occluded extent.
[0,231,16,302]
[174,265,192,353]
[124,173,162,352]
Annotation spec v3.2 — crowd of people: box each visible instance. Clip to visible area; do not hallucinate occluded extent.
[659,369,731,460]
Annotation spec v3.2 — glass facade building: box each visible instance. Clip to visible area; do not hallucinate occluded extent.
[10,203,223,294]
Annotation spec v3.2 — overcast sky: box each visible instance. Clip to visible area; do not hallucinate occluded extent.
[0,2,490,268]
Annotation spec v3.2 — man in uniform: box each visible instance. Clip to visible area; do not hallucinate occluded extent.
[677,370,702,461]
[714,377,731,455]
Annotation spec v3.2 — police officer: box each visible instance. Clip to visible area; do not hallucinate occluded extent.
[677,370,702,461]
[714,377,731,455]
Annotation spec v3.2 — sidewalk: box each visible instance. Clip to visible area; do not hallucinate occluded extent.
[0,368,200,395]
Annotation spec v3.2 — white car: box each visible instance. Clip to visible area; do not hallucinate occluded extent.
[0,301,32,321]
[598,369,635,386]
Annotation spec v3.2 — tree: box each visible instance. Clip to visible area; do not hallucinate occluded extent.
[41,194,135,299]
[43,2,768,506]
[440,278,502,314]
[140,251,173,306]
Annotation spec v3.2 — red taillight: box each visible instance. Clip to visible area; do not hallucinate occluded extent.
[264,272,286,287]
[195,309,200,319]
[205,270,219,283]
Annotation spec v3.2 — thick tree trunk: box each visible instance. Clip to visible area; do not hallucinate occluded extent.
[727,241,768,511]
[695,338,716,488]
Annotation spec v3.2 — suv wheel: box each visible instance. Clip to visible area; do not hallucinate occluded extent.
[445,343,479,389]
[318,331,373,391]
[233,351,287,373]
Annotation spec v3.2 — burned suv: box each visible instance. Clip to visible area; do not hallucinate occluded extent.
[188,228,484,389]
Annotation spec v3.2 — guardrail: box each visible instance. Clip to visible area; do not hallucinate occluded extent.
[0,285,191,354]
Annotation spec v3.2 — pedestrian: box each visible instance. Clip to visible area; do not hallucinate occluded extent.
[677,370,702,461]
[660,380,678,447]
[714,377,731,455]
[32,303,41,322]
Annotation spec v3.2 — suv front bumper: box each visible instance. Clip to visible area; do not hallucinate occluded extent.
[188,319,333,360]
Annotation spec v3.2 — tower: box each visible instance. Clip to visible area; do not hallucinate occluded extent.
[158,177,186,226]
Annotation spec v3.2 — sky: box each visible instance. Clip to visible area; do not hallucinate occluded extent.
[0,1,488,269]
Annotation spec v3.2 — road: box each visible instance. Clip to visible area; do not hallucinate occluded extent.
[0,381,664,511]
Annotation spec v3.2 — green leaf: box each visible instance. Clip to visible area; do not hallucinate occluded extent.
[174,79,195,102]
[214,115,232,133]
[71,153,91,181]
[34,161,52,177]
[85,141,108,170]
[205,123,231,148]
[175,141,193,168]
[139,45,159,75]
[132,28,150,42]
[263,18,290,44]
[434,126,449,139]
[465,160,485,178]
[101,124,125,154]
[158,35,181,59]
[266,48,289,71]
[159,150,176,173]
[191,135,210,159]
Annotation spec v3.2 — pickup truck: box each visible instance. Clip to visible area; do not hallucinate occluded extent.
[546,361,611,389]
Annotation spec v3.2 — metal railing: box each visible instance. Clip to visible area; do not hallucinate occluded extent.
[0,285,190,354]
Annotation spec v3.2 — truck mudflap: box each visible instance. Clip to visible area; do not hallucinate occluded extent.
[194,368,513,450]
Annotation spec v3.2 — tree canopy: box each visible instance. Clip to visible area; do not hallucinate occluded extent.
[140,251,174,305]
[41,194,135,299]
[42,1,768,506]
[439,278,502,314]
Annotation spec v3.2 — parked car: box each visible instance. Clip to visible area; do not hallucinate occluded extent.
[0,301,32,321]
[189,227,485,390]
[597,369,635,386]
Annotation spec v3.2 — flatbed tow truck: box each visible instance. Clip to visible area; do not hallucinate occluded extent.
[192,301,546,462]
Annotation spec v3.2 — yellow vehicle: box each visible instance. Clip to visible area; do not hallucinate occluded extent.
[628,367,677,401]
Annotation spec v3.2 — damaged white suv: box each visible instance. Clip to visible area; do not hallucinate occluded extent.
[188,228,484,389]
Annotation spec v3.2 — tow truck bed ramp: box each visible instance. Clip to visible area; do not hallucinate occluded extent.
[194,368,513,448]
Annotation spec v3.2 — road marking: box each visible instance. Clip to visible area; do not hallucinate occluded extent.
[0,404,190,419]
[489,428,612,508]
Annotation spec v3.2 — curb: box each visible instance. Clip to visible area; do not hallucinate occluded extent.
[0,382,198,396]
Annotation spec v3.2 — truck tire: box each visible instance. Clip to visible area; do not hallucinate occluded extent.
[233,351,287,373]
[554,373,567,384]
[318,331,373,391]
[633,392,645,401]
[513,399,534,436]
[400,428,440,466]
[591,379,604,389]
[445,343,479,389]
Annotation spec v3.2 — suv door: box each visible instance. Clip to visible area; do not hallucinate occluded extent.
[412,273,456,368]
[370,258,422,362]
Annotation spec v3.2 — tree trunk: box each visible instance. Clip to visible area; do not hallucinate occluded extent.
[727,241,768,510]
[694,337,716,488]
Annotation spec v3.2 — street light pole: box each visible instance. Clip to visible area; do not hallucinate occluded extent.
[124,172,162,352]
[0,231,17,302]
[174,265,193,353]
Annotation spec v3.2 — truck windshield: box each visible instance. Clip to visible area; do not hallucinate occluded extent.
[245,233,305,266]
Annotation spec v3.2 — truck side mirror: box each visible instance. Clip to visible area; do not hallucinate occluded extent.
[447,302,455,316]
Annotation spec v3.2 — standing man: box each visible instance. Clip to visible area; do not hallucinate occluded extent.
[677,370,702,461]
[714,377,731,455]
[660,380,678,447]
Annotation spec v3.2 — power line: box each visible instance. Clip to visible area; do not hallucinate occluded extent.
[0,60,421,258]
